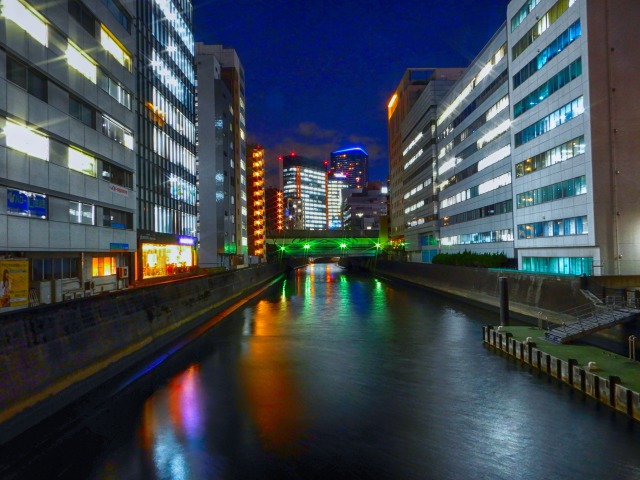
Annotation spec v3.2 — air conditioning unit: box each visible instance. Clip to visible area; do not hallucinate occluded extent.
[117,266,129,279]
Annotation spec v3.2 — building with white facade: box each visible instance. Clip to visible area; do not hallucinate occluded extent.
[436,27,514,260]
[0,0,137,308]
[508,0,640,276]
[400,69,462,262]
[326,171,348,229]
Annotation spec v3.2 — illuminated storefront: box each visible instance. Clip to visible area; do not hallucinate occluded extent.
[141,237,196,279]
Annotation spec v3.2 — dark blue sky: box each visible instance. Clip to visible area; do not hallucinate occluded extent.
[193,0,509,183]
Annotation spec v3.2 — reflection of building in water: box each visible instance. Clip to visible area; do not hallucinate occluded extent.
[240,300,306,455]
[142,242,196,279]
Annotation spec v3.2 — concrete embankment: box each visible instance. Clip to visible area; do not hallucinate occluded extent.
[370,259,584,323]
[0,263,286,444]
[484,325,640,421]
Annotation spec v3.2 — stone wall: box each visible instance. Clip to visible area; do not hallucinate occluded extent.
[0,263,284,443]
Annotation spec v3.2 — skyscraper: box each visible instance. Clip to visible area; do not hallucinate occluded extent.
[326,172,348,229]
[137,0,198,280]
[281,154,326,230]
[330,147,368,189]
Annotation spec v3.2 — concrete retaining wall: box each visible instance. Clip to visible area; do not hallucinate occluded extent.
[483,326,640,421]
[372,260,585,314]
[0,263,284,443]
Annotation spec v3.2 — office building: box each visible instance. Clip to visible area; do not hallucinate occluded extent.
[330,147,368,189]
[342,182,388,231]
[281,154,326,230]
[387,69,464,247]
[436,27,513,260]
[137,0,198,279]
[0,0,136,307]
[196,43,247,269]
[399,69,462,262]
[326,171,348,229]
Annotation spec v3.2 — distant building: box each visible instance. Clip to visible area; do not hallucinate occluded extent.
[265,187,284,233]
[326,172,349,229]
[285,197,304,230]
[343,183,388,231]
[330,147,368,189]
[281,154,326,230]
[247,145,266,261]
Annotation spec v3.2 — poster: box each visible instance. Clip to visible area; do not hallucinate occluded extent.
[0,259,29,309]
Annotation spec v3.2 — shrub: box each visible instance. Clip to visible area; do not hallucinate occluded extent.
[432,250,509,268]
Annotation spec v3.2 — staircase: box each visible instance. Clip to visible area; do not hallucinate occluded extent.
[545,295,640,344]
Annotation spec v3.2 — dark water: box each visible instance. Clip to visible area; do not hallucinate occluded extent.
[3,264,640,479]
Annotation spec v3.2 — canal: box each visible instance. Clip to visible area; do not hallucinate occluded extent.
[2,263,640,479]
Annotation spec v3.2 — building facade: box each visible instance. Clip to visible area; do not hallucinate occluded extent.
[326,171,348,229]
[329,147,368,189]
[264,187,284,234]
[0,0,137,308]
[436,27,514,260]
[508,0,640,276]
[281,154,326,230]
[195,43,246,269]
[137,0,198,280]
[399,69,462,262]
[247,144,265,262]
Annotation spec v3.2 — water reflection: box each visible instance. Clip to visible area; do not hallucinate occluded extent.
[5,263,640,479]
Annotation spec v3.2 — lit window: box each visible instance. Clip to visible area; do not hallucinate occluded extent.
[3,118,49,160]
[2,0,48,46]
[66,42,96,83]
[92,256,116,276]
[100,25,132,71]
[68,147,97,177]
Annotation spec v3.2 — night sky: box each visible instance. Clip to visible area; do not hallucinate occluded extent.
[192,0,510,184]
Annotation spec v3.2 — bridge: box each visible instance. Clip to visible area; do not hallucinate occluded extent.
[265,229,389,259]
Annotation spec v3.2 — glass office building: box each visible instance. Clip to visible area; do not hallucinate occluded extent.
[136,0,198,279]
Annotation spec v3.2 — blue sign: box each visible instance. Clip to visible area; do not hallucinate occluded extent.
[7,189,48,218]
[110,243,129,251]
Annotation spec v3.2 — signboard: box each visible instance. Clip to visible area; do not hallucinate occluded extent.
[0,259,29,309]
[110,243,129,251]
[7,189,48,218]
[109,184,129,196]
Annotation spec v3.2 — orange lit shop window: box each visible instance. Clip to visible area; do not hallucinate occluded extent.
[92,257,116,276]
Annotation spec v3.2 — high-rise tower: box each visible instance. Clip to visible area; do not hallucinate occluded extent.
[329,147,368,189]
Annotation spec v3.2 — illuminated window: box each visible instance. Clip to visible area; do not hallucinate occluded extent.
[92,256,116,276]
[102,115,133,149]
[3,118,49,160]
[68,147,97,177]
[2,0,48,46]
[100,25,132,71]
[69,201,95,225]
[66,42,96,83]
[103,207,132,229]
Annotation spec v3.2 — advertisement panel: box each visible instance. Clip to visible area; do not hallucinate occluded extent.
[0,259,29,308]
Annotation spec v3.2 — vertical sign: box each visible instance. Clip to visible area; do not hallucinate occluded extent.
[0,259,29,309]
